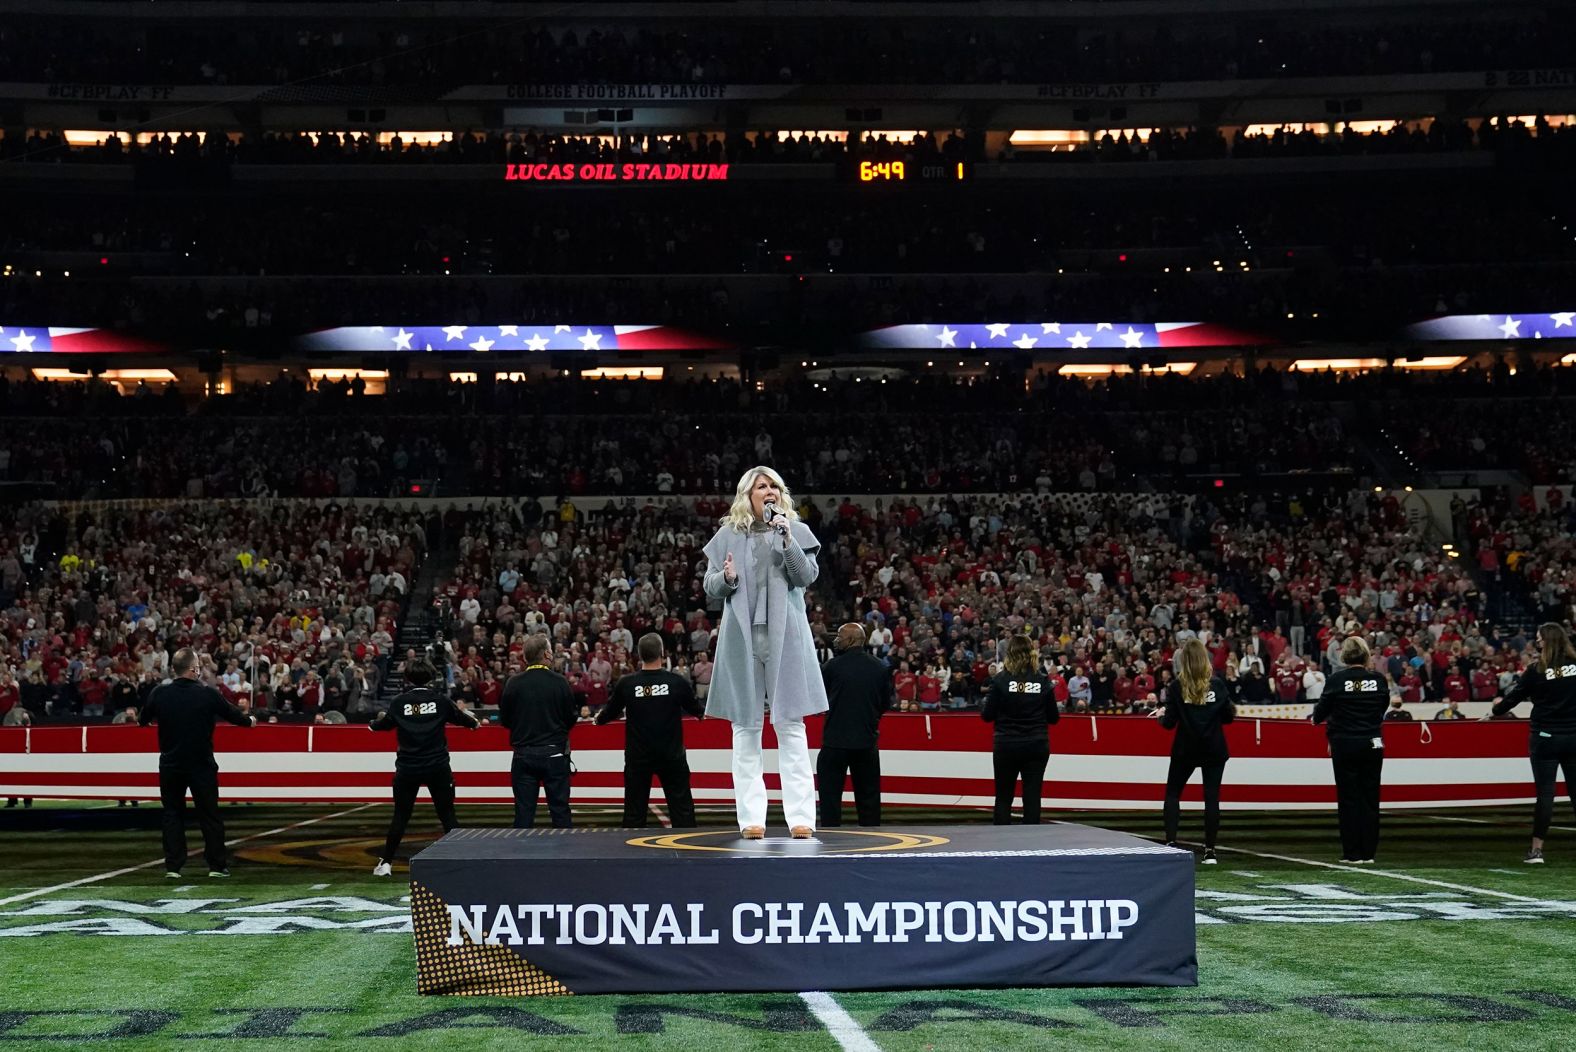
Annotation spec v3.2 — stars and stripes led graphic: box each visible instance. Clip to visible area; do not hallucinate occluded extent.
[860,321,1266,350]
[296,325,731,352]
[0,327,165,353]
[1406,313,1576,342]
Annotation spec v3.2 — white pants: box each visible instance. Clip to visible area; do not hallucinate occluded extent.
[732,717,815,831]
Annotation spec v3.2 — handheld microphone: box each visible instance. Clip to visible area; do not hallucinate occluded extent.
[763,500,788,535]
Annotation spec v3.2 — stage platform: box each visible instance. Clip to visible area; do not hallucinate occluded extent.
[409,823,1196,995]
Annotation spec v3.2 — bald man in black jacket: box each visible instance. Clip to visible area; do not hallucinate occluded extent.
[139,648,255,878]
[817,624,895,827]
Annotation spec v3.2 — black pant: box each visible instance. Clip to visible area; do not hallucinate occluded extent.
[1163,755,1226,848]
[817,744,882,826]
[992,741,1050,825]
[158,765,226,874]
[511,747,572,828]
[623,750,697,828]
[383,764,459,861]
[1530,731,1576,839]
[1330,737,1384,860]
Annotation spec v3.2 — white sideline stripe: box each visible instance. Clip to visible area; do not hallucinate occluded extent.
[0,803,377,907]
[1421,813,1576,834]
[1162,836,1545,903]
[2,752,1538,785]
[16,786,1548,812]
[799,991,881,1052]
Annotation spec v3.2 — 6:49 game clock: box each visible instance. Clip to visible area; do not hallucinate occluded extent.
[843,160,973,185]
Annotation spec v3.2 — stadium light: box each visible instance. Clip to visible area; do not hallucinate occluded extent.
[580,367,663,380]
[1290,357,1465,372]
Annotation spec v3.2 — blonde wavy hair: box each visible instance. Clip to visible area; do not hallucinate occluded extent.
[1177,638,1213,705]
[722,465,798,533]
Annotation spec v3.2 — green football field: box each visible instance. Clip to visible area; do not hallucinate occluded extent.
[1,802,1574,1051]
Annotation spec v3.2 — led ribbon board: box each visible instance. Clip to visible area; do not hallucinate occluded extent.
[859,322,1268,350]
[296,325,734,352]
[1406,313,1576,341]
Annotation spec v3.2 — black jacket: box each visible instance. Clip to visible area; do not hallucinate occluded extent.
[819,649,895,750]
[1312,666,1390,742]
[499,667,578,750]
[370,686,480,770]
[981,670,1059,746]
[139,677,253,769]
[596,669,703,759]
[1158,676,1236,763]
[1493,660,1576,734]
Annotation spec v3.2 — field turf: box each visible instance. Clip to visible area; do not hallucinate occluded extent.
[1,802,1574,1051]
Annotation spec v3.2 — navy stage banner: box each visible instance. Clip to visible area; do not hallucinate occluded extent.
[409,824,1196,995]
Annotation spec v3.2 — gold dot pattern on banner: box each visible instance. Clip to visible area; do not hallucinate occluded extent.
[409,881,572,998]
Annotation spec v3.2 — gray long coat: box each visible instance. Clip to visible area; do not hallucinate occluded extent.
[702,521,830,730]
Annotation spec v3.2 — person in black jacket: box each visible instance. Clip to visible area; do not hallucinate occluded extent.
[368,658,481,876]
[1487,622,1576,864]
[138,648,256,878]
[1152,639,1235,864]
[1311,636,1389,863]
[981,635,1058,824]
[816,623,895,827]
[596,633,705,828]
[499,635,580,828]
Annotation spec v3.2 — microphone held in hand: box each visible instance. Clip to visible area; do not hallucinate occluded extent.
[763,500,789,536]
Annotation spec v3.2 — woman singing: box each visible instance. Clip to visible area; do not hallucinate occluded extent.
[981,635,1059,824]
[1489,622,1576,864]
[703,466,828,839]
[1312,636,1389,864]
[1153,639,1235,864]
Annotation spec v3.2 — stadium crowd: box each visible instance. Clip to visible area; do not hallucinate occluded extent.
[4,482,1570,727]
[5,367,1575,501]
[0,501,424,722]
[0,387,1363,502]
[1378,400,1576,484]
[0,13,1562,87]
[7,116,1574,172]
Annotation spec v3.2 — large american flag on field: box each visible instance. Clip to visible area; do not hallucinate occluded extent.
[860,321,1269,350]
[296,325,733,352]
[0,327,165,353]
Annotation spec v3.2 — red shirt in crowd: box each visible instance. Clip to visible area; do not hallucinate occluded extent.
[478,678,502,708]
[1469,668,1496,700]
[1399,672,1422,704]
[893,671,917,704]
[1275,669,1301,702]
[1444,673,1469,703]
[917,674,941,705]
[1208,640,1231,671]
[1047,673,1069,704]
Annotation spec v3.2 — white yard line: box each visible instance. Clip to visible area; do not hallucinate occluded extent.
[0,803,378,907]
[1171,838,1546,903]
[799,991,882,1052]
[1421,813,1576,835]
